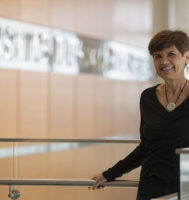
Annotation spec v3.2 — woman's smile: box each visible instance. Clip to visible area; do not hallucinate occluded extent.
[160,65,174,72]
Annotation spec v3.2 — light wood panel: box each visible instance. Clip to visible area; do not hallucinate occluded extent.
[73,144,139,180]
[47,150,76,199]
[0,69,18,138]
[73,145,115,200]
[18,186,48,200]
[49,0,75,31]
[0,69,149,138]
[0,0,19,19]
[47,187,76,200]
[50,73,74,138]
[0,157,14,178]
[19,0,49,25]
[75,0,114,39]
[48,151,75,179]
[113,81,141,134]
[0,186,10,199]
[96,77,114,137]
[18,151,49,178]
[75,74,96,138]
[18,152,49,200]
[19,71,48,138]
[73,144,138,200]
[73,145,115,179]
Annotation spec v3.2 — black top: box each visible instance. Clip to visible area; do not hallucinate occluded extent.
[103,85,189,181]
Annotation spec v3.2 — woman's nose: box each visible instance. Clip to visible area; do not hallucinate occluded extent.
[160,56,169,64]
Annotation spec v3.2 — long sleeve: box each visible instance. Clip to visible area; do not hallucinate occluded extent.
[103,97,146,181]
[102,84,189,181]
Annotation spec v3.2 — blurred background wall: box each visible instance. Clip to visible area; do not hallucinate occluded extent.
[0,0,153,139]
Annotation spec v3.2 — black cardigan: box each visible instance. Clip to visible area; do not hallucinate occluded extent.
[103,85,189,181]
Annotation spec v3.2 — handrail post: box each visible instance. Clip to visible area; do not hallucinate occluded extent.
[8,185,21,200]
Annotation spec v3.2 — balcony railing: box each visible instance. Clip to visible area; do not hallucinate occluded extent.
[0,137,140,200]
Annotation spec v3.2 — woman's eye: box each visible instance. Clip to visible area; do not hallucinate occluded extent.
[154,54,161,59]
[168,52,175,56]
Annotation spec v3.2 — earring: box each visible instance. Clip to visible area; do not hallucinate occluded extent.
[186,63,189,79]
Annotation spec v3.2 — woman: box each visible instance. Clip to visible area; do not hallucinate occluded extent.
[91,30,189,200]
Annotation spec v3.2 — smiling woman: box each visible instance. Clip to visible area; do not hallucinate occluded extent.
[149,30,189,112]
[91,30,189,200]
[149,31,189,81]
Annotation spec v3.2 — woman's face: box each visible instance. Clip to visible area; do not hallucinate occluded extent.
[153,45,189,81]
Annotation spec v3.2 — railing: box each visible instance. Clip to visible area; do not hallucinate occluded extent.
[0,138,140,143]
[0,138,140,200]
[0,178,138,187]
[0,138,184,200]
[176,148,189,200]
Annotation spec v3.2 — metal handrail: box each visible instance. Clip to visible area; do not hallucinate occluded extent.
[176,148,189,154]
[0,138,140,199]
[0,178,139,187]
[0,138,140,143]
[5,179,139,199]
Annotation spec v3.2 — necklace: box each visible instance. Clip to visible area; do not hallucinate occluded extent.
[165,80,187,112]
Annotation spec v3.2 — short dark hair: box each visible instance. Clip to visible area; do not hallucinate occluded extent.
[148,30,189,56]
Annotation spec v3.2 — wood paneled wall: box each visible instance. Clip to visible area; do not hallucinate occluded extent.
[0,0,152,138]
[8,143,139,200]
[50,73,74,138]
[0,70,18,138]
[0,1,152,199]
[0,0,151,48]
[0,69,150,199]
[19,71,49,138]
[0,68,150,139]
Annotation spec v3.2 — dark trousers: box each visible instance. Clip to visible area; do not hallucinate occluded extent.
[136,176,179,200]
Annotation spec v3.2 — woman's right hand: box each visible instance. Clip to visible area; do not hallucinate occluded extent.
[90,173,107,190]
